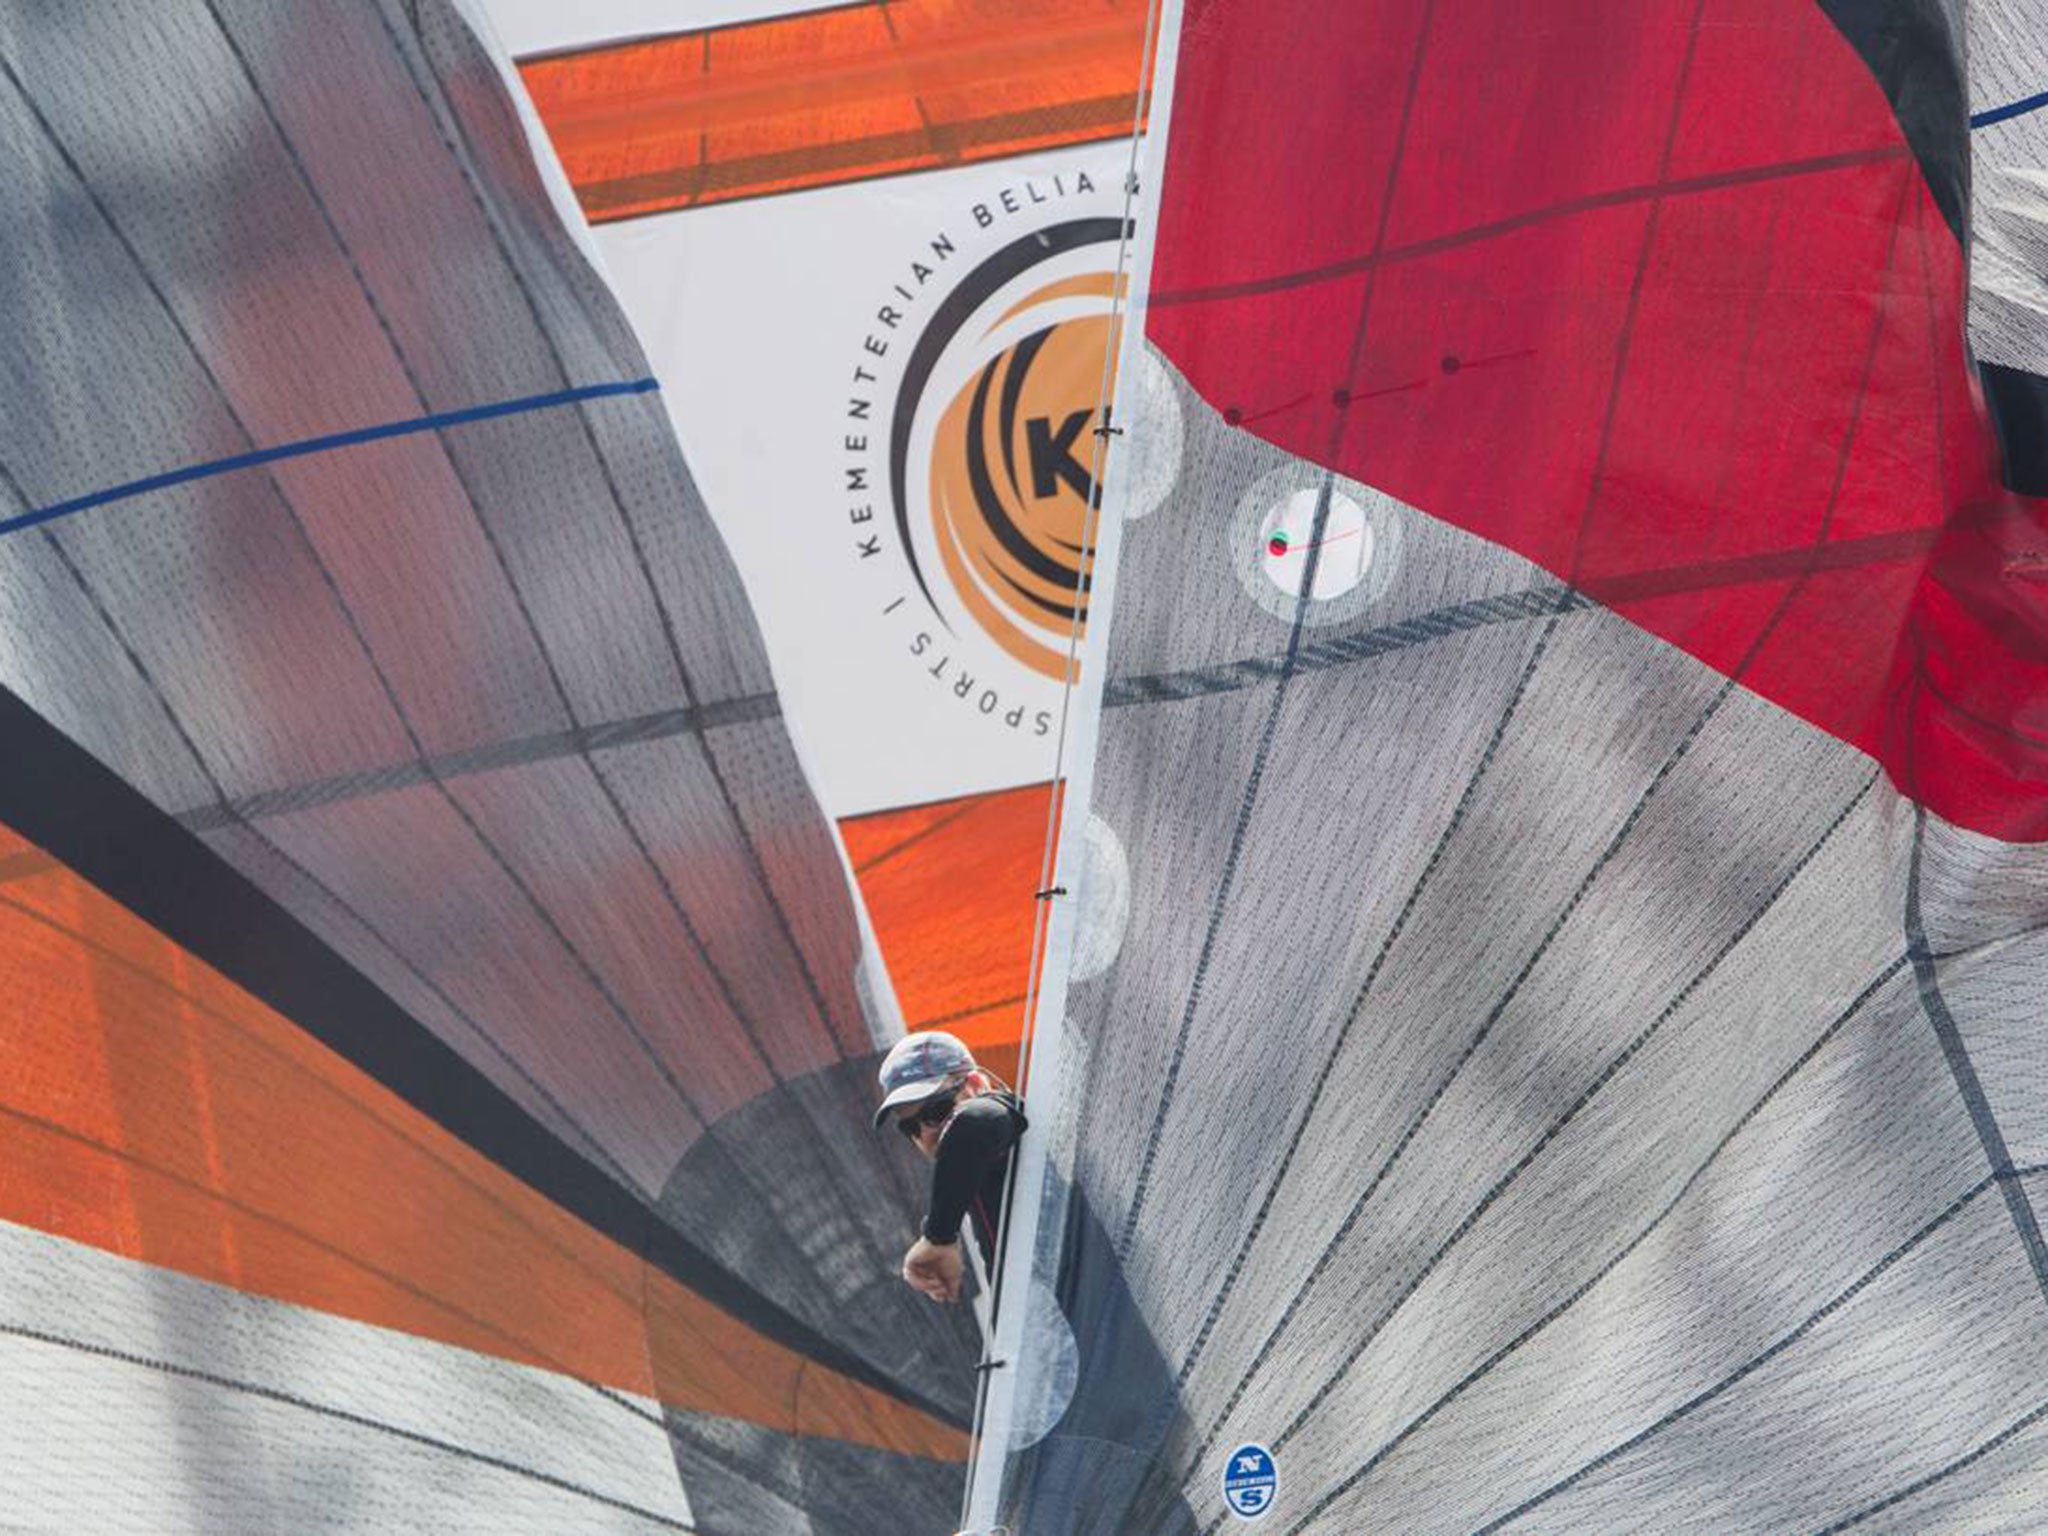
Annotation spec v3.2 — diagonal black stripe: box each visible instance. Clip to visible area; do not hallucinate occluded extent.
[159,8,906,1321]
[0,27,948,1421]
[172,692,781,833]
[4,480,640,1192]
[1114,0,1442,1263]
[1296,954,1910,1528]
[1818,1390,2048,1532]
[0,40,693,1185]
[0,680,958,1429]
[1482,1166,2048,1533]
[21,889,693,1456]
[1906,788,2048,1304]
[379,13,916,1294]
[0,1321,696,1531]
[1104,588,1592,709]
[1170,618,1562,1392]
[2,1094,675,1443]
[4,19,940,1415]
[0,883,656,1328]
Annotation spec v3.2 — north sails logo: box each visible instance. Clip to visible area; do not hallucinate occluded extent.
[841,167,1125,734]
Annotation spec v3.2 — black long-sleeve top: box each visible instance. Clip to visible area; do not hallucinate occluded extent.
[920,1090,1027,1266]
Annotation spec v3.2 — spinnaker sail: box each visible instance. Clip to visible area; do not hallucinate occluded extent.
[975,1,2048,1531]
[8,1,2045,1532]
[0,3,983,1529]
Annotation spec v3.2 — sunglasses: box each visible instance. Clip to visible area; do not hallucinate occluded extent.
[895,1089,959,1141]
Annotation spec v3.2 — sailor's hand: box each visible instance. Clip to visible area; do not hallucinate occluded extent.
[902,1236,963,1302]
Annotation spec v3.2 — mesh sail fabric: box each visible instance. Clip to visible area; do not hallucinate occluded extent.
[0,811,965,1533]
[988,1,2048,1531]
[0,2,968,1528]
[1968,0,2048,498]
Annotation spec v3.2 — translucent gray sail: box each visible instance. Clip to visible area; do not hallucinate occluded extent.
[979,0,2048,1530]
[0,3,971,1529]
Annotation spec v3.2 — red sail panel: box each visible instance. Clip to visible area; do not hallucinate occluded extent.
[1148,0,2048,839]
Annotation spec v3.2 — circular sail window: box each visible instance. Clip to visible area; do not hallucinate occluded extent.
[1117,347,1187,523]
[1257,485,1373,600]
[1229,463,1404,627]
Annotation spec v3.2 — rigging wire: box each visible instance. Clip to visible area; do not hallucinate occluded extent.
[957,0,1172,1525]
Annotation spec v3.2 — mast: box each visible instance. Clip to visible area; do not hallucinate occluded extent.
[960,3,1184,1528]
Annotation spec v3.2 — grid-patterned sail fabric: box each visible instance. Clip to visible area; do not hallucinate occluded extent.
[987,1,2048,1530]
[0,3,971,1529]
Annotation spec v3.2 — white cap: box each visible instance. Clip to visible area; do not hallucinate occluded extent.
[872,1030,977,1128]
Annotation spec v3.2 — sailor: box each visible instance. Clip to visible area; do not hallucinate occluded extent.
[872,1029,1027,1305]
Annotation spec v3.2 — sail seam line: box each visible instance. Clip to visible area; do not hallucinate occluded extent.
[1116,0,1441,1258]
[0,885,657,1327]
[1255,754,1869,1483]
[0,1096,676,1435]
[1818,1391,2048,1531]
[194,19,728,1135]
[1189,3,1719,1479]
[163,693,784,833]
[1169,616,1562,1397]
[1109,509,1996,710]
[206,10,755,1121]
[367,26,881,1303]
[1106,587,1592,707]
[1222,158,1917,1526]
[964,3,1177,1520]
[0,380,660,540]
[1480,1166,2048,1533]
[0,1321,697,1531]
[1907,795,2048,1304]
[9,26,709,1185]
[390,6,908,1290]
[405,16,905,1302]
[1113,472,1336,1257]
[1283,944,1908,1531]
[1150,144,1908,309]
[0,49,948,1414]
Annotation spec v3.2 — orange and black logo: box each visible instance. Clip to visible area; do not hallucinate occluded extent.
[888,217,1127,681]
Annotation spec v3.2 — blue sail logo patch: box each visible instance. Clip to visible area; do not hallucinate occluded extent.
[1222,1443,1277,1520]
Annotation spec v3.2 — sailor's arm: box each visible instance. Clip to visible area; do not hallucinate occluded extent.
[902,1098,1021,1302]
[920,1096,1019,1244]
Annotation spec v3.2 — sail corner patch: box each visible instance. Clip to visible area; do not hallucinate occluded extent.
[1222,1443,1277,1520]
